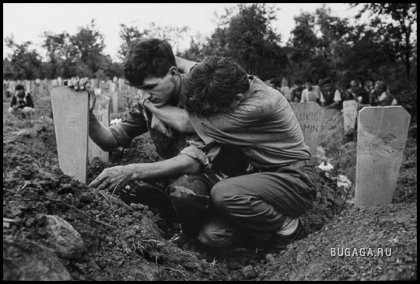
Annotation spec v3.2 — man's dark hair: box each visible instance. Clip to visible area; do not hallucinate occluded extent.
[15,84,24,91]
[185,56,249,116]
[123,38,176,87]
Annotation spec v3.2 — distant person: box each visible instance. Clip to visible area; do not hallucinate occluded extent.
[290,79,304,103]
[300,79,321,104]
[369,80,397,106]
[319,79,343,109]
[363,79,374,95]
[279,78,292,102]
[8,84,35,119]
[345,80,369,104]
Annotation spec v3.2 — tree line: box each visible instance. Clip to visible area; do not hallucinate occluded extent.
[3,3,417,115]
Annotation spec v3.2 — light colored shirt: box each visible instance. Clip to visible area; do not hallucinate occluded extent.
[320,89,342,103]
[189,76,311,169]
[300,86,321,103]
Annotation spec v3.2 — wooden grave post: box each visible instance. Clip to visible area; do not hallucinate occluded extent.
[24,80,31,94]
[50,87,89,183]
[88,94,110,164]
[290,102,325,155]
[355,106,411,207]
[110,82,117,93]
[343,100,358,135]
[104,90,118,114]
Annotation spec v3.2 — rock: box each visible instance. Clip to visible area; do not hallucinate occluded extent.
[242,265,258,279]
[265,253,275,262]
[80,192,94,203]
[3,238,71,280]
[44,215,85,259]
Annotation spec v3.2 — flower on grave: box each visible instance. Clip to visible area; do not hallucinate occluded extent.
[110,118,122,126]
[337,174,352,190]
[318,161,334,172]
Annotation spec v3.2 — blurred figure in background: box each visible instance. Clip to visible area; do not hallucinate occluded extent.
[300,78,321,104]
[369,80,398,106]
[345,80,369,104]
[8,84,35,119]
[363,79,374,95]
[290,79,304,103]
[319,78,343,109]
[279,78,292,102]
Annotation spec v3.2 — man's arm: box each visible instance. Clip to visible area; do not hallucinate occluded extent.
[10,95,16,108]
[89,154,201,191]
[26,93,34,108]
[175,56,198,74]
[89,113,120,151]
[144,101,195,133]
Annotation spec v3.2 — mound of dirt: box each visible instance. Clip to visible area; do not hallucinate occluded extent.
[259,203,417,281]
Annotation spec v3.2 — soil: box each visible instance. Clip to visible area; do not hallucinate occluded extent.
[3,90,417,280]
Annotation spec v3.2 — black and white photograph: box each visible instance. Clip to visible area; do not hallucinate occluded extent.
[3,3,417,281]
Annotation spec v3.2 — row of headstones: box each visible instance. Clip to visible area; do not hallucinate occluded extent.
[289,102,410,208]
[3,78,141,99]
[49,86,411,209]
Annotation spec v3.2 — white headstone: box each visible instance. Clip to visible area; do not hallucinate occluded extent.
[343,100,358,135]
[104,91,118,113]
[88,94,110,164]
[355,106,411,207]
[290,102,325,154]
[50,87,89,183]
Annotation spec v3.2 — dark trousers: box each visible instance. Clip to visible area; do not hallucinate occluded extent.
[168,159,317,247]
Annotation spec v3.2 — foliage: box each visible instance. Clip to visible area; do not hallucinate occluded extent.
[118,23,189,60]
[355,3,417,85]
[4,36,42,80]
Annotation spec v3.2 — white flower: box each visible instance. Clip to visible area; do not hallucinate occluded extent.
[110,118,122,126]
[337,174,352,190]
[318,161,334,172]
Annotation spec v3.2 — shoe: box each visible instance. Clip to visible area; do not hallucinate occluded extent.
[272,219,307,250]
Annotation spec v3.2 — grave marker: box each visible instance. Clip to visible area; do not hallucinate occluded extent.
[110,83,117,92]
[50,87,89,183]
[343,100,358,135]
[355,106,411,207]
[104,91,118,113]
[88,94,110,164]
[290,102,325,154]
[24,80,31,93]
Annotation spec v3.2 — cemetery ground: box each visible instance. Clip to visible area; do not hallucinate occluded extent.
[3,88,417,281]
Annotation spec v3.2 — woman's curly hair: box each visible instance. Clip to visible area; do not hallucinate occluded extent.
[185,56,249,116]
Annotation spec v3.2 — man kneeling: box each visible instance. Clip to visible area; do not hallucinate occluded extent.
[8,84,35,119]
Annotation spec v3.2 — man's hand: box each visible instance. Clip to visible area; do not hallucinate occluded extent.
[87,86,96,113]
[89,165,134,192]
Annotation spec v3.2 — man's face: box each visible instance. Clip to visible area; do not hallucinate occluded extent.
[16,89,25,97]
[305,82,313,90]
[374,82,385,92]
[140,72,175,107]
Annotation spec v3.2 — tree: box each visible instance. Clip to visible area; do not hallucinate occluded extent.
[118,23,189,60]
[202,3,287,79]
[70,19,107,76]
[355,3,417,85]
[4,36,42,80]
